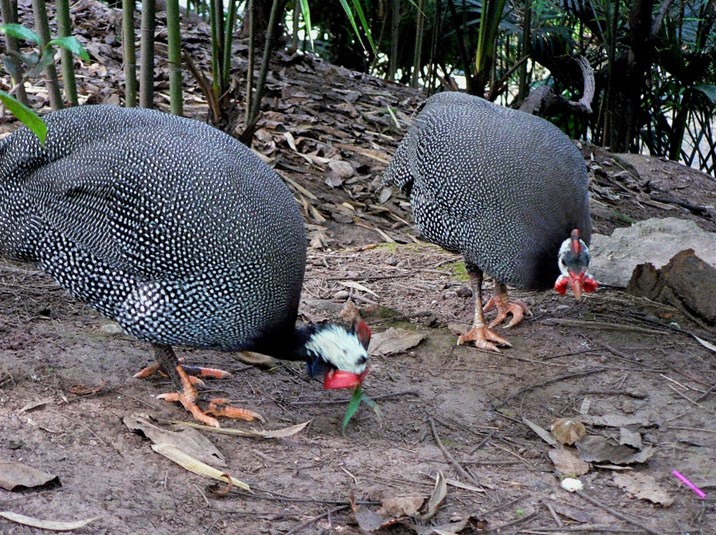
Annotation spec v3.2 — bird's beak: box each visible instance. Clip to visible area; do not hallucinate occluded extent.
[570,275,583,300]
[323,368,368,390]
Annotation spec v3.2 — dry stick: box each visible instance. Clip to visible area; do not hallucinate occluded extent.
[497,368,604,407]
[576,491,668,535]
[289,390,418,406]
[696,383,716,403]
[47,410,115,453]
[487,511,539,532]
[541,318,668,335]
[284,505,348,535]
[428,417,480,487]
[665,383,714,413]
[667,426,716,434]
[544,501,563,527]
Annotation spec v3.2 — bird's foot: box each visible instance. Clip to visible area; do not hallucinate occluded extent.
[157,365,221,427]
[134,361,232,384]
[156,366,263,427]
[457,325,512,352]
[484,295,532,329]
[206,398,265,423]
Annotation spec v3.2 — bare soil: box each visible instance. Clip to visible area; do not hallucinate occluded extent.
[1,1,716,533]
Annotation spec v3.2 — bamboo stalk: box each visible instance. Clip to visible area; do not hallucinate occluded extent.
[31,0,63,109]
[55,0,78,105]
[139,0,156,108]
[122,0,137,106]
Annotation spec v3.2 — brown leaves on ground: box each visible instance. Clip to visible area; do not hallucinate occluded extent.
[612,472,674,507]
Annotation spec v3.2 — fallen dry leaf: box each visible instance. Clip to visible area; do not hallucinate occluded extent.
[123,414,226,467]
[0,461,59,491]
[523,417,558,446]
[0,511,101,531]
[549,447,590,476]
[368,327,426,357]
[551,417,587,445]
[416,516,488,534]
[575,436,655,464]
[175,420,311,439]
[235,351,278,367]
[613,472,674,506]
[379,496,425,518]
[619,427,643,449]
[338,280,378,297]
[581,414,655,428]
[421,472,447,520]
[151,443,250,491]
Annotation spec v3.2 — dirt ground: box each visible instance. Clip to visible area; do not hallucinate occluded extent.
[1,2,716,533]
[1,210,715,535]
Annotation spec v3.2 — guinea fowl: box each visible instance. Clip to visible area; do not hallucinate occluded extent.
[383,92,597,351]
[0,105,370,427]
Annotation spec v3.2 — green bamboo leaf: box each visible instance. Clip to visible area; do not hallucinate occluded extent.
[338,0,367,53]
[350,0,376,54]
[0,91,47,143]
[48,36,91,62]
[341,386,365,432]
[298,0,314,51]
[0,23,41,45]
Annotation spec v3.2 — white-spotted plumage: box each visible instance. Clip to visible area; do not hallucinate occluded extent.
[383,92,592,290]
[0,105,324,359]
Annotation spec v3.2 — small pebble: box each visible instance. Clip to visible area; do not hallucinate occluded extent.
[561,478,584,492]
[333,290,350,300]
[456,285,472,298]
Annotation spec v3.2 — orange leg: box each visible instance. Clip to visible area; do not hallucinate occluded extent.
[457,268,512,352]
[144,344,263,427]
[483,283,532,329]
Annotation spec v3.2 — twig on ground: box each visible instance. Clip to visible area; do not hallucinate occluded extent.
[428,417,481,487]
[284,505,348,535]
[541,318,668,335]
[497,368,604,407]
[289,390,418,405]
[665,384,714,413]
[667,426,716,434]
[544,501,563,527]
[486,510,538,532]
[47,409,115,452]
[576,491,668,535]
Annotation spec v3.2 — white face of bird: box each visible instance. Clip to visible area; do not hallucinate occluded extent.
[305,320,371,389]
[554,229,598,299]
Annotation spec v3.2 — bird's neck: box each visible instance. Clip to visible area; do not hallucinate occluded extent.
[251,323,318,363]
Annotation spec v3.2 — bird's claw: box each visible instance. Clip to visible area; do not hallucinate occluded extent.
[206,398,265,423]
[457,325,512,352]
[484,296,531,329]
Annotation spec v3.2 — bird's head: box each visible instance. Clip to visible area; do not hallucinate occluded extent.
[554,229,598,299]
[304,318,371,390]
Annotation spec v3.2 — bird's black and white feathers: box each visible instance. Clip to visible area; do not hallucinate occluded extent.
[383,92,592,290]
[0,105,368,378]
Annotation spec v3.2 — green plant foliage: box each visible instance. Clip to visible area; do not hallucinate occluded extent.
[0,23,41,44]
[341,386,380,432]
[0,91,47,142]
[48,36,91,62]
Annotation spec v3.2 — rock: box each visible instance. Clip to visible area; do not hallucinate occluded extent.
[627,249,716,325]
[589,218,716,287]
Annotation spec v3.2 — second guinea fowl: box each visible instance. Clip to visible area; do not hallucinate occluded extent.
[383,92,597,351]
[0,105,370,427]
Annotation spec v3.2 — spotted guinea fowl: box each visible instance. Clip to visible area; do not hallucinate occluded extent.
[0,105,370,426]
[383,92,596,351]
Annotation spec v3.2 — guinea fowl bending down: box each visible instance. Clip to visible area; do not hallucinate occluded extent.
[383,92,597,351]
[0,105,370,427]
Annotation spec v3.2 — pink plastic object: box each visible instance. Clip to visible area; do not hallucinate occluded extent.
[672,470,707,499]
